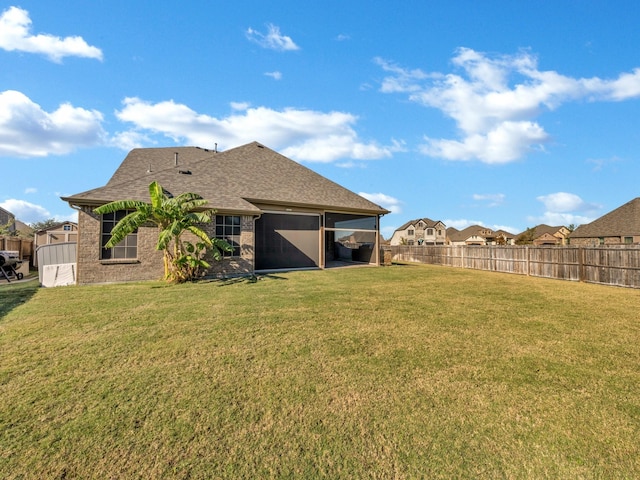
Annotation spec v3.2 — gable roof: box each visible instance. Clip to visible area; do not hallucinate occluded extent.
[447,225,487,242]
[62,142,389,216]
[529,224,567,238]
[570,197,640,238]
[34,221,78,234]
[393,217,444,232]
[446,225,514,243]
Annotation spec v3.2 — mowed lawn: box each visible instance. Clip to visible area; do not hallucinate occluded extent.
[1,265,639,479]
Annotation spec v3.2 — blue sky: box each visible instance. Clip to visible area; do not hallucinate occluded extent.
[1,1,639,238]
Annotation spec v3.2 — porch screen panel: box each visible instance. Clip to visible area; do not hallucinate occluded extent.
[255,213,320,270]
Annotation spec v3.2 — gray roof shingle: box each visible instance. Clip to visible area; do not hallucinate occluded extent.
[63,142,390,215]
[570,197,640,238]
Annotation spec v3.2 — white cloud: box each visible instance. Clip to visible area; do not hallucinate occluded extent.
[378,48,640,164]
[246,24,299,51]
[420,121,547,164]
[530,192,601,226]
[358,192,402,214]
[444,218,486,230]
[0,6,103,62]
[24,187,37,194]
[115,97,399,162]
[0,198,49,223]
[265,71,283,80]
[536,192,599,213]
[230,101,250,111]
[473,193,505,207]
[0,90,106,157]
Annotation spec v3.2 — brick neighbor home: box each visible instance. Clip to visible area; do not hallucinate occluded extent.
[62,142,390,284]
[569,197,640,245]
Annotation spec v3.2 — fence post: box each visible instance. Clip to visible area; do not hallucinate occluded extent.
[579,246,585,283]
[526,246,530,276]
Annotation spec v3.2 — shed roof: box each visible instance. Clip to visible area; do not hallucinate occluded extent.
[62,142,389,216]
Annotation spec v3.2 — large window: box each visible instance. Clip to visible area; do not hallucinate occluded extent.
[101,210,137,260]
[215,215,241,257]
[324,212,379,265]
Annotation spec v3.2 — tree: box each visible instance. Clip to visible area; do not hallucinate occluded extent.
[94,181,232,283]
[29,219,59,232]
[0,220,15,236]
[515,227,536,245]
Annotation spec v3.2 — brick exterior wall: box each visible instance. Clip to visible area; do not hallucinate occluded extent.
[569,236,639,246]
[202,215,254,278]
[76,208,255,284]
[77,207,164,284]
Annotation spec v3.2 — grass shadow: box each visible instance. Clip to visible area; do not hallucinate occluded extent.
[212,273,289,286]
[0,279,39,320]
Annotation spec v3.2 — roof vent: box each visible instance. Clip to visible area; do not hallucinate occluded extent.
[174,152,179,166]
[178,170,192,175]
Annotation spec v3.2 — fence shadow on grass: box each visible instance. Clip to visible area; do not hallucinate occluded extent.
[0,279,39,320]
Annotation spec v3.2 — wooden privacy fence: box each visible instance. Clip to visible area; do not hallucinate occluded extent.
[390,245,640,289]
[0,236,34,264]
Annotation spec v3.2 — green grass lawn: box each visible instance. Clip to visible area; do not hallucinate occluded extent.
[1,265,639,479]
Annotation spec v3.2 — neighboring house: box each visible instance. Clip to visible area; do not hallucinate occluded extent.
[389,218,446,246]
[517,224,570,246]
[34,221,78,248]
[15,220,34,238]
[62,142,390,284]
[0,206,16,234]
[447,225,515,245]
[569,197,640,245]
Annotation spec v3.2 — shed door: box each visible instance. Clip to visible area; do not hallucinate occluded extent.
[255,213,320,270]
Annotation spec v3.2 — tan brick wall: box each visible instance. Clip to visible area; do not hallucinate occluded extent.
[570,236,638,246]
[77,208,255,284]
[77,207,164,284]
[203,215,254,277]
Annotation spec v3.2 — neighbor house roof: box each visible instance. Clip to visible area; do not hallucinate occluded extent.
[393,217,444,232]
[62,142,389,216]
[447,225,488,242]
[570,197,640,238]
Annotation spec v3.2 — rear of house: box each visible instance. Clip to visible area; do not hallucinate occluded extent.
[62,142,389,284]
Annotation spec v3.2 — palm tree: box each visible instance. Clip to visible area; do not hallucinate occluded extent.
[94,181,231,283]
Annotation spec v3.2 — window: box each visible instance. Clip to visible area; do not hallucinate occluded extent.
[408,240,415,245]
[624,236,633,244]
[101,211,137,260]
[63,225,71,231]
[215,215,241,257]
[599,237,605,245]
[427,228,434,236]
[407,229,414,236]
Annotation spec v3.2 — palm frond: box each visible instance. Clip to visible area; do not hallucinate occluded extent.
[94,200,148,215]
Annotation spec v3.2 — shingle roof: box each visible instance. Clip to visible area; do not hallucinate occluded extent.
[62,142,389,215]
[570,197,640,238]
[393,217,443,232]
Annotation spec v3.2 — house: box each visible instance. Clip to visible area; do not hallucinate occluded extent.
[516,224,570,245]
[569,197,640,245]
[62,142,390,284]
[34,221,78,248]
[389,218,446,246]
[447,225,515,245]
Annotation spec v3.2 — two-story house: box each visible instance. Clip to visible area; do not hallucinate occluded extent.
[389,218,446,246]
